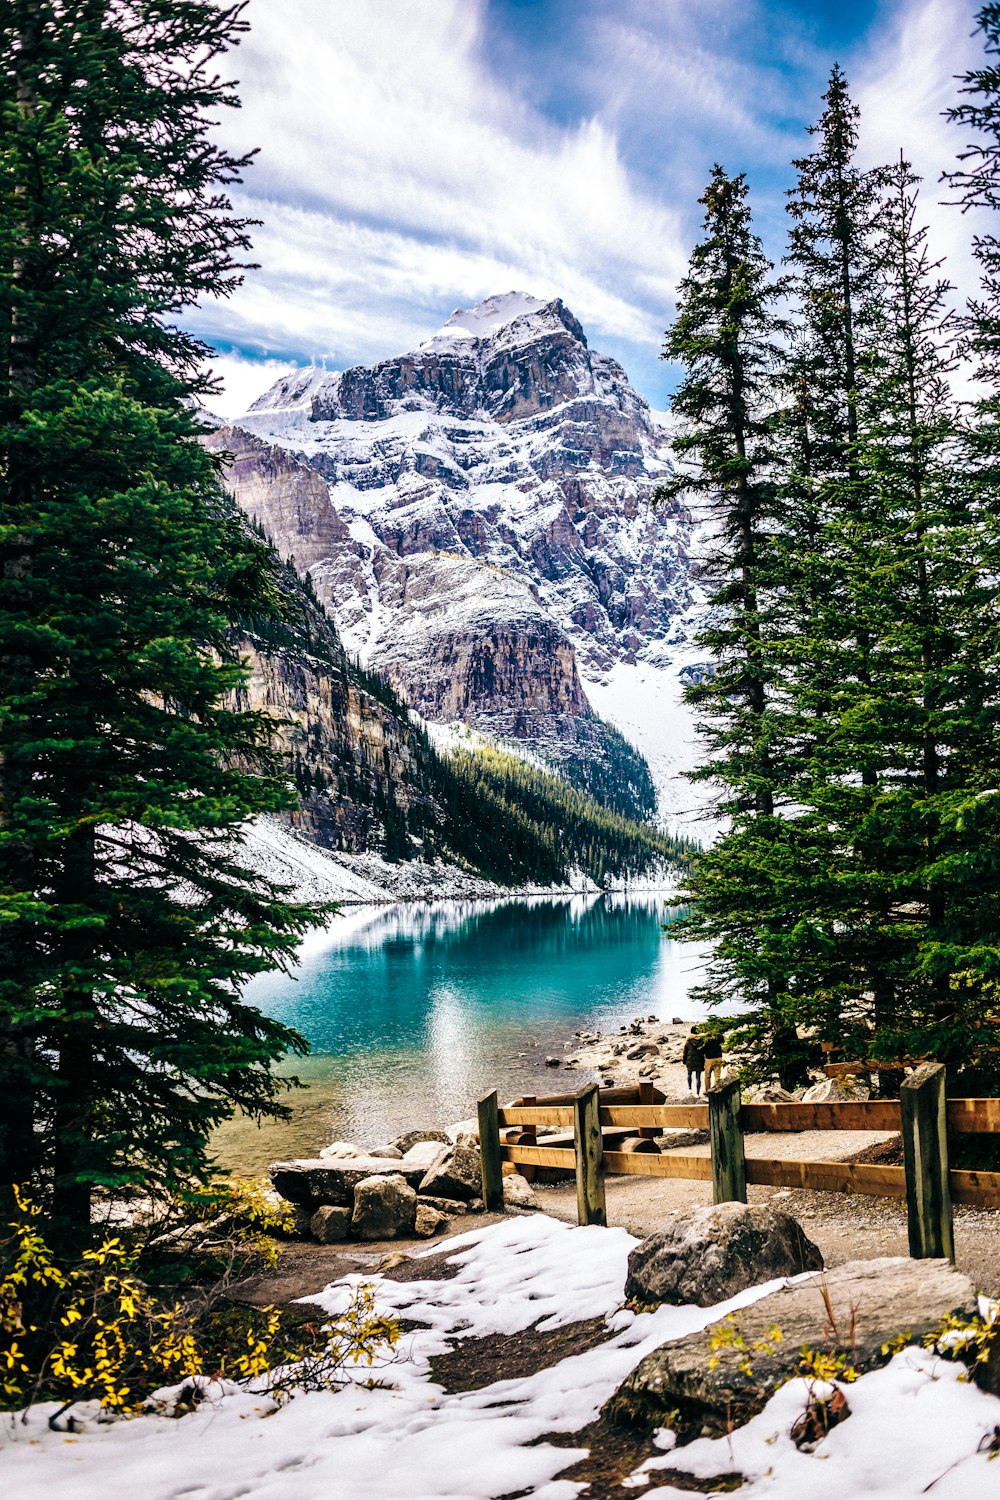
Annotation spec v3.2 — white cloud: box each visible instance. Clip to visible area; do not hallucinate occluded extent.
[200,0,688,383]
[202,353,300,419]
[856,0,987,307]
[188,0,988,406]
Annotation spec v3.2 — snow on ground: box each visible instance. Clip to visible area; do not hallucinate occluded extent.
[7,1215,999,1500]
[241,816,598,906]
[636,1349,1000,1500]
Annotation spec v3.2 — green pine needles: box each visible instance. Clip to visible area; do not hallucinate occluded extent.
[0,2,324,1238]
[666,32,1000,1089]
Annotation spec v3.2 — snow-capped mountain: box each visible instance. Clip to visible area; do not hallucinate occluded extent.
[210,294,707,823]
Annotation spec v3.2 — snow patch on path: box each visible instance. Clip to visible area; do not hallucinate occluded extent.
[5,1214,999,1500]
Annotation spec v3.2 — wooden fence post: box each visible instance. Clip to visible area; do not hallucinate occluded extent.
[709,1077,747,1204]
[638,1079,658,1140]
[573,1083,607,1226]
[900,1062,954,1261]
[477,1090,505,1214]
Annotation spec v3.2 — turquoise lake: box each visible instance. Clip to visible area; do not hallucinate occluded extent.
[215,893,710,1173]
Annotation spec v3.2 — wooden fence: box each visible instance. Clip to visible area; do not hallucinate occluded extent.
[476,1062,1000,1261]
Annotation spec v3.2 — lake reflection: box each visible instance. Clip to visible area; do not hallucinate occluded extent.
[215,893,709,1173]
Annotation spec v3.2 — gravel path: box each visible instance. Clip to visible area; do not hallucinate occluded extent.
[533,1163,1000,1298]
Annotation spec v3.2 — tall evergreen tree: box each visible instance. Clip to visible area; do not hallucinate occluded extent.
[658,167,804,1059]
[788,153,1000,1069]
[785,65,887,485]
[848,154,1000,1072]
[0,1,322,1237]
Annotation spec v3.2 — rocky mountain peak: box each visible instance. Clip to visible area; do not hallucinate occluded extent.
[420,292,587,354]
[247,291,635,429]
[222,295,703,817]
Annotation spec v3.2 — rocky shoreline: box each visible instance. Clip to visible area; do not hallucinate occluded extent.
[267,1011,873,1250]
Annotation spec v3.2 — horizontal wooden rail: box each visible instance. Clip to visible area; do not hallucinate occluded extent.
[745,1158,907,1197]
[946,1098,1000,1133]
[501,1141,1000,1208]
[502,1143,576,1169]
[602,1150,713,1181]
[741,1101,899,1131]
[499,1097,1000,1135]
[484,1071,1000,1245]
[499,1105,574,1127]
[509,1085,665,1108]
[601,1104,708,1129]
[950,1168,1000,1210]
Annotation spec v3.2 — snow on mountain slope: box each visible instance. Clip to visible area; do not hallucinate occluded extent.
[215,294,708,820]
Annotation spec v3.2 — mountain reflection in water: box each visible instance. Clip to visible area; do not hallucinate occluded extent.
[214,893,709,1174]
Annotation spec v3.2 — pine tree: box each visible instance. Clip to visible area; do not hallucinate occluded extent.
[0,2,323,1236]
[657,167,806,1058]
[785,65,887,485]
[725,68,898,1073]
[846,154,1000,1074]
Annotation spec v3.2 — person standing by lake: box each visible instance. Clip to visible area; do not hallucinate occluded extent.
[682,1030,706,1095]
[703,1025,725,1090]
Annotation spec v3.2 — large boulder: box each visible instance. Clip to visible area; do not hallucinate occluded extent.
[503,1173,540,1210]
[393,1128,452,1155]
[318,1140,365,1160]
[310,1205,352,1244]
[419,1194,470,1216]
[401,1139,448,1169]
[270,1157,425,1207]
[624,1202,823,1309]
[743,1085,797,1105]
[608,1257,976,1435]
[418,1142,483,1202]
[801,1076,870,1104]
[351,1175,417,1240]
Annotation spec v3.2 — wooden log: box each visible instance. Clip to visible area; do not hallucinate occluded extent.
[573,1083,607,1227]
[599,1084,665,1105]
[524,1127,641,1150]
[617,1135,660,1155]
[501,1127,538,1182]
[709,1077,746,1204]
[745,1158,907,1198]
[500,1143,577,1168]
[949,1167,1000,1210]
[901,1062,954,1261]
[741,1101,901,1132]
[825,1059,926,1077]
[508,1084,662,1108]
[600,1104,708,1129]
[477,1090,505,1214]
[502,1095,1000,1134]
[946,1098,1000,1134]
[498,1106,574,1127]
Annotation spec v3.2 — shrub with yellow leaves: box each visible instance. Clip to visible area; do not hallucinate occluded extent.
[1,1187,399,1426]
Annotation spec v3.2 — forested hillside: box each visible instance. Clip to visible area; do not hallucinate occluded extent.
[442,744,695,885]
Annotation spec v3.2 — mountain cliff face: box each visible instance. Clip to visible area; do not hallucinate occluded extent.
[233,563,686,885]
[213,293,705,818]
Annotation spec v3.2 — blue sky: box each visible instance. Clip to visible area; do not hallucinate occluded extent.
[198,0,986,415]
